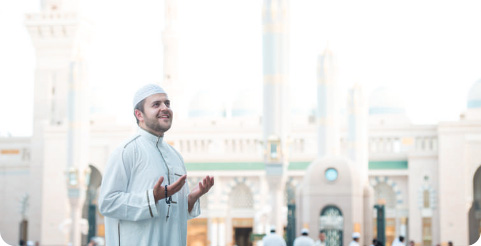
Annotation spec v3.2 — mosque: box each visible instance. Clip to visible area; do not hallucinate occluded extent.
[1,0,481,246]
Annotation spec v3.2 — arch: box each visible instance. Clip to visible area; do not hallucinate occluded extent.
[82,164,103,245]
[320,205,343,246]
[228,183,254,209]
[469,165,481,244]
[370,176,403,206]
[220,177,260,210]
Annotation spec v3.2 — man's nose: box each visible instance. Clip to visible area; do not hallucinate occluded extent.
[160,103,168,110]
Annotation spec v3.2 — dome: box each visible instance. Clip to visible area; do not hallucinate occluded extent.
[231,90,261,117]
[188,91,225,118]
[467,79,481,109]
[369,87,405,115]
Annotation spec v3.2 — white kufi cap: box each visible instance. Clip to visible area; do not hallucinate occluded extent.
[133,84,166,109]
[301,228,309,234]
[352,232,360,239]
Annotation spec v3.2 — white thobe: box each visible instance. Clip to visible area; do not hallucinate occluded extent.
[262,232,287,246]
[349,240,360,246]
[293,236,315,246]
[99,128,200,246]
[392,239,405,246]
[314,240,326,246]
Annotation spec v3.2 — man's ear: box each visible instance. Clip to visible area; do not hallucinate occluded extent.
[134,109,144,122]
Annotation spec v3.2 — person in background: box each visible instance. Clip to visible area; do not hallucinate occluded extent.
[314,231,326,246]
[262,226,286,246]
[392,236,406,246]
[294,228,315,246]
[349,232,361,246]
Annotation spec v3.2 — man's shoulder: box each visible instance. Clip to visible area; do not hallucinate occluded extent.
[122,134,141,148]
[109,134,141,156]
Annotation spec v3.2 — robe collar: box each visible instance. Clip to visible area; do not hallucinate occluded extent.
[138,127,164,145]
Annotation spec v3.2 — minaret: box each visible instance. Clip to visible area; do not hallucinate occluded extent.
[262,0,289,234]
[162,0,184,117]
[316,46,340,157]
[347,84,368,179]
[25,1,90,245]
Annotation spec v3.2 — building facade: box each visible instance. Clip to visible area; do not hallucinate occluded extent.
[1,1,481,246]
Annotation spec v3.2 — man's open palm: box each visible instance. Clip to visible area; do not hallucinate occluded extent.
[153,175,187,203]
[190,176,214,199]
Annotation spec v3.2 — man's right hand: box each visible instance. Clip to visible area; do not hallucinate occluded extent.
[153,175,187,203]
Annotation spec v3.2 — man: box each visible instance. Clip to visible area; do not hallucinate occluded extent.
[392,236,405,246]
[99,84,214,246]
[349,232,361,246]
[262,226,286,246]
[293,228,315,246]
[314,231,326,246]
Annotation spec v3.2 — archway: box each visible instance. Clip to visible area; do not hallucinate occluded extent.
[469,165,481,244]
[373,182,397,246]
[320,205,343,246]
[81,165,102,245]
[229,183,254,246]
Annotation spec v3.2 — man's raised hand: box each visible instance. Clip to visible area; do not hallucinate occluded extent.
[153,175,187,203]
[189,176,214,201]
[188,175,214,212]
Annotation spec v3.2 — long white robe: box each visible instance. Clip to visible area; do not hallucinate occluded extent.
[293,236,315,246]
[262,232,287,246]
[99,128,200,246]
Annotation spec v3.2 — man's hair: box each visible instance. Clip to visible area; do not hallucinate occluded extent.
[270,229,275,233]
[133,99,146,124]
[399,236,405,242]
[302,232,308,236]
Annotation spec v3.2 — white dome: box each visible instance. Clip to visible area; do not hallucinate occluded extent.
[231,90,261,117]
[468,79,481,109]
[188,91,225,118]
[369,87,405,115]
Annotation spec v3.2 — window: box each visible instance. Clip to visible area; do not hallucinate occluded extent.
[423,190,430,208]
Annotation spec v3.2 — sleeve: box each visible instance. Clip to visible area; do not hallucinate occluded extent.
[98,146,159,221]
[187,196,201,219]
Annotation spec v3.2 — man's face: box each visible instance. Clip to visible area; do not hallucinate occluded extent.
[320,233,326,241]
[137,93,172,136]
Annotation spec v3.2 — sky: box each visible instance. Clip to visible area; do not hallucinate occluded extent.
[1,0,481,137]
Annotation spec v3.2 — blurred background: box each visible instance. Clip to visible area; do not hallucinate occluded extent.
[1,0,481,246]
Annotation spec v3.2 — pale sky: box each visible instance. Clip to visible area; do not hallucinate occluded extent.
[1,0,480,136]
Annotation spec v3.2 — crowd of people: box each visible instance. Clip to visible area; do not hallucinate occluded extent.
[262,229,455,246]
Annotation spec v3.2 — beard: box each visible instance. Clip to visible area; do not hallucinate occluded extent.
[144,114,172,134]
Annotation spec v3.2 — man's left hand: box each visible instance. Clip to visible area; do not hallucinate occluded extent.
[188,176,214,212]
[190,175,214,199]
